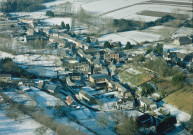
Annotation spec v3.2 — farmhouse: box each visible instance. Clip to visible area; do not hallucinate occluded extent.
[43,84,59,94]
[140,97,157,111]
[78,90,95,104]
[89,73,111,84]
[115,98,134,110]
[68,72,82,81]
[114,82,132,98]
[0,74,12,83]
[173,36,192,46]
[65,96,75,106]
[18,80,34,87]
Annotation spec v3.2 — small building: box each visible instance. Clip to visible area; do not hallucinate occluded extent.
[0,74,12,83]
[89,73,111,84]
[115,98,134,110]
[173,36,192,46]
[140,97,157,111]
[68,72,82,81]
[18,80,34,87]
[78,90,95,104]
[115,82,132,98]
[65,96,75,106]
[26,29,35,36]
[43,84,59,94]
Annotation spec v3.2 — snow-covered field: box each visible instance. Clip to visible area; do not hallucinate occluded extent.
[155,103,191,123]
[0,111,54,135]
[172,27,193,38]
[43,17,72,26]
[27,87,65,107]
[99,31,161,45]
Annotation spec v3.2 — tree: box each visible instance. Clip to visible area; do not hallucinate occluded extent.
[189,112,193,134]
[104,41,111,48]
[141,83,155,97]
[66,24,70,31]
[86,36,91,43]
[115,115,138,135]
[34,126,48,135]
[171,73,186,88]
[46,10,54,17]
[155,43,163,55]
[117,42,122,48]
[156,116,177,133]
[61,21,65,29]
[125,42,132,49]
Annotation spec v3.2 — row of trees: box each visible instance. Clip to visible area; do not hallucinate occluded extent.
[0,58,36,79]
[60,21,70,31]
[141,82,155,97]
[146,43,164,56]
[0,0,54,12]
[113,15,175,32]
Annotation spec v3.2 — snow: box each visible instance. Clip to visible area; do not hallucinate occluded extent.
[82,0,149,15]
[126,68,142,75]
[99,31,161,45]
[156,103,191,123]
[28,87,65,107]
[0,51,14,59]
[172,27,193,38]
[0,111,54,135]
[43,17,72,26]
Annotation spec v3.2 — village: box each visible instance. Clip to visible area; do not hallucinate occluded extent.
[0,0,193,135]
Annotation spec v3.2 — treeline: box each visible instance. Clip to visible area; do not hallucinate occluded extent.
[113,15,175,32]
[0,58,36,79]
[0,0,54,12]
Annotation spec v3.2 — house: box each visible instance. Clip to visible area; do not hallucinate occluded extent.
[93,54,101,67]
[68,72,82,81]
[140,97,157,111]
[108,61,117,76]
[0,20,18,27]
[26,29,35,36]
[115,98,134,110]
[115,82,132,98]
[77,49,85,58]
[176,53,187,62]
[163,52,177,61]
[24,35,39,43]
[85,54,93,63]
[173,36,192,46]
[65,62,90,74]
[49,36,67,48]
[65,96,75,106]
[83,43,90,51]
[18,80,34,87]
[78,90,95,104]
[43,84,59,94]
[89,73,111,84]
[0,74,12,83]
[66,77,76,87]
[37,81,44,89]
[19,18,34,24]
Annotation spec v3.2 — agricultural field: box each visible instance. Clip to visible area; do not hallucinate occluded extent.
[118,68,153,86]
[164,90,193,114]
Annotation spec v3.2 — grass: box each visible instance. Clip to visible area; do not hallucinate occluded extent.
[164,89,193,114]
[118,69,152,86]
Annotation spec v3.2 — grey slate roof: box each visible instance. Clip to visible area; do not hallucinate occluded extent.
[90,73,111,80]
